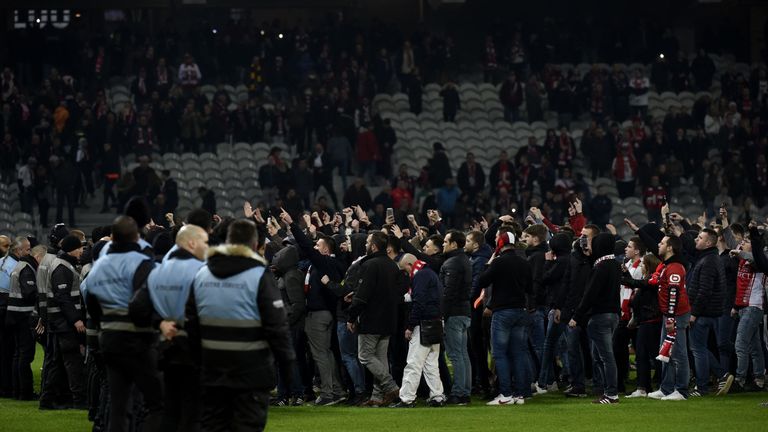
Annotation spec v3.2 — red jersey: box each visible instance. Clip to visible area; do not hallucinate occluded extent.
[735,259,766,308]
[643,186,666,210]
[657,261,690,317]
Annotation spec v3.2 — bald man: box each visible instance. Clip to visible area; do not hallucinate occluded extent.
[391,253,446,407]
[147,224,208,431]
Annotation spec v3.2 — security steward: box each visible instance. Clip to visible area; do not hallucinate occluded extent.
[1,236,30,398]
[147,225,209,432]
[189,219,295,432]
[7,244,47,400]
[39,235,87,409]
[81,216,163,432]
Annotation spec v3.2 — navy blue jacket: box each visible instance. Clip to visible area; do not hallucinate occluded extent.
[408,266,443,330]
[470,244,492,299]
[289,223,347,313]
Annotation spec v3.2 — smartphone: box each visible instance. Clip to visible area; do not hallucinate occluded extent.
[386,208,394,220]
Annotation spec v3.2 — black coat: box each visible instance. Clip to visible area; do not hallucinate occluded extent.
[439,249,472,318]
[556,245,592,322]
[347,251,405,335]
[622,276,661,323]
[573,233,621,324]
[526,243,549,307]
[457,162,485,195]
[408,265,442,330]
[477,248,532,311]
[687,247,726,317]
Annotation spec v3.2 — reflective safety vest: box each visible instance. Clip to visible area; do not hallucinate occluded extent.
[36,253,57,322]
[47,258,83,321]
[82,250,152,333]
[0,255,18,295]
[8,261,36,314]
[98,239,152,258]
[147,255,205,326]
[193,265,267,352]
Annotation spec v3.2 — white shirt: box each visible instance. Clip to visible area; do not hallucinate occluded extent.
[178,63,202,86]
[628,77,650,107]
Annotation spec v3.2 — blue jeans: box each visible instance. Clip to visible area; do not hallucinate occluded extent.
[528,307,546,379]
[336,322,366,395]
[735,307,766,382]
[565,325,585,391]
[717,311,737,373]
[587,313,619,397]
[690,316,726,392]
[491,309,531,397]
[538,311,566,386]
[660,313,691,396]
[445,316,472,397]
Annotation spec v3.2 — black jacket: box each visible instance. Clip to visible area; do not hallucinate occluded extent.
[469,244,492,299]
[542,234,571,308]
[271,245,306,327]
[573,233,621,324]
[719,250,739,312]
[289,223,347,312]
[326,256,365,323]
[526,242,549,307]
[622,276,662,323]
[188,244,295,390]
[556,244,592,322]
[408,265,443,330]
[687,247,726,317]
[439,249,472,318]
[49,252,85,333]
[347,251,405,335]
[401,239,445,274]
[477,249,532,311]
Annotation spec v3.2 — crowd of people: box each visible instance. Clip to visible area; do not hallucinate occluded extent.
[0,189,767,431]
[1,12,767,237]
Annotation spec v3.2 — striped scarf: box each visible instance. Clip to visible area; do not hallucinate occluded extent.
[593,254,615,268]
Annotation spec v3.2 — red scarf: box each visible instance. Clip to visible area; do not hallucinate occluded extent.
[410,260,427,279]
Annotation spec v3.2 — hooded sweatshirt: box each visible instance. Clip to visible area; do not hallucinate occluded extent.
[542,233,571,307]
[573,233,621,324]
[271,245,306,327]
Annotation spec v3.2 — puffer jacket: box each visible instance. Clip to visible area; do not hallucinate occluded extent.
[271,245,306,327]
[439,249,472,318]
[687,247,726,317]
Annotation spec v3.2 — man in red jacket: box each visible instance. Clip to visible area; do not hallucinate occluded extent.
[648,235,692,401]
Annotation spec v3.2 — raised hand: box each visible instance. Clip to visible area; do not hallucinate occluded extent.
[279,208,293,225]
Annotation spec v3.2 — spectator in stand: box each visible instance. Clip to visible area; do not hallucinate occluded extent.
[612,142,638,199]
[327,128,353,193]
[198,186,216,215]
[355,124,380,186]
[158,169,178,218]
[526,75,546,122]
[489,150,514,199]
[670,51,691,93]
[428,142,452,190]
[611,66,630,122]
[343,178,373,211]
[643,176,667,224]
[457,152,485,197]
[629,69,651,118]
[310,143,339,210]
[482,35,499,84]
[17,157,36,214]
[437,178,460,228]
[500,72,524,122]
[390,180,413,214]
[408,68,423,115]
[440,81,460,122]
[691,49,716,91]
[50,155,76,227]
[178,53,202,94]
[588,186,613,229]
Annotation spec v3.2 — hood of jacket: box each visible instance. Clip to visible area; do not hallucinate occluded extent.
[272,245,299,276]
[525,242,548,257]
[591,233,615,261]
[206,244,267,278]
[549,233,572,256]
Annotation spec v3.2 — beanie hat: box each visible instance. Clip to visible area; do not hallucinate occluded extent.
[60,235,83,253]
[495,231,517,255]
[49,223,69,248]
[125,196,152,228]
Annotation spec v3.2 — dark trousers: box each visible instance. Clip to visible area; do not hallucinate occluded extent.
[39,332,85,405]
[162,364,200,432]
[201,387,269,432]
[55,187,76,227]
[0,310,15,395]
[636,321,662,391]
[103,350,163,432]
[616,180,636,200]
[469,306,491,391]
[102,178,117,211]
[612,320,635,393]
[10,319,35,399]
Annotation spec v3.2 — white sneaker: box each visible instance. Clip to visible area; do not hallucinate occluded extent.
[625,389,648,398]
[647,390,666,400]
[661,391,687,401]
[486,394,514,406]
[547,382,559,392]
[513,397,525,405]
[534,384,548,395]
